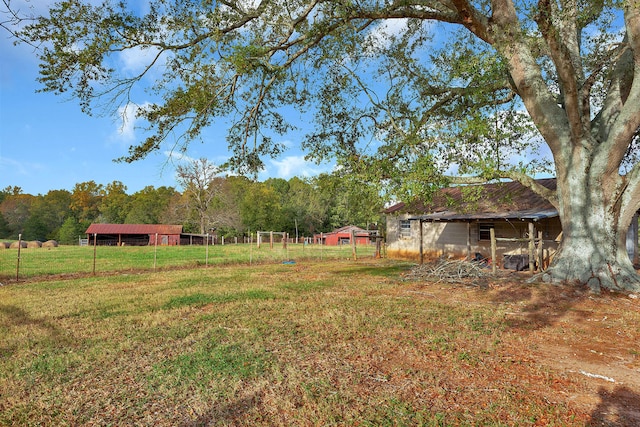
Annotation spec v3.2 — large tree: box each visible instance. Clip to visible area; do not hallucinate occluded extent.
[175,157,225,234]
[99,181,130,223]
[6,0,640,291]
[70,181,104,223]
[125,185,177,224]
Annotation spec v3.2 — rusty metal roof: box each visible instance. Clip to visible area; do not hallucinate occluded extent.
[386,178,558,222]
[85,224,183,235]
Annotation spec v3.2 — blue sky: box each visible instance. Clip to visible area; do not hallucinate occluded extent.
[0,1,333,196]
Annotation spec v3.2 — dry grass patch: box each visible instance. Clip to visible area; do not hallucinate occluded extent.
[1,259,639,425]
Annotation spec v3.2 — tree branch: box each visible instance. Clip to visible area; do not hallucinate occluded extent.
[535,0,584,141]
[449,0,492,43]
[597,4,640,177]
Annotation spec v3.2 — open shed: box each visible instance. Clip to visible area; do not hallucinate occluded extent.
[85,224,183,246]
[313,225,372,246]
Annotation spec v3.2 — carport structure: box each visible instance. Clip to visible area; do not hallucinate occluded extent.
[85,224,183,246]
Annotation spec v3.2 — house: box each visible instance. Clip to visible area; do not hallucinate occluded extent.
[85,224,183,246]
[384,178,639,269]
[313,225,373,246]
[384,179,551,268]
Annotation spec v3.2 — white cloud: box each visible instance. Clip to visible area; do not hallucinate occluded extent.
[0,156,43,177]
[112,101,151,142]
[264,155,332,180]
[163,150,197,164]
[118,46,163,75]
[364,18,409,53]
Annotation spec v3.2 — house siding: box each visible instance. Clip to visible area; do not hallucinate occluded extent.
[386,214,421,260]
[386,214,562,267]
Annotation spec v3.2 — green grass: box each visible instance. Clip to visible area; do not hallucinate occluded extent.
[0,242,364,280]
[0,259,596,425]
[163,289,276,309]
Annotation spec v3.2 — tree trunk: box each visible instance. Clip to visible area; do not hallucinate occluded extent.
[541,163,640,292]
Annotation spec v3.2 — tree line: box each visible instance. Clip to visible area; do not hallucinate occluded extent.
[0,170,383,245]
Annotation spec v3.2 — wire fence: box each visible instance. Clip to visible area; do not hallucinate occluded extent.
[0,236,384,283]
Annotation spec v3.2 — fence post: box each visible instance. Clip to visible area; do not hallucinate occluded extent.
[490,228,497,275]
[537,230,543,271]
[16,233,22,281]
[351,229,357,261]
[528,222,535,273]
[92,233,97,276]
[206,233,210,266]
[154,233,158,270]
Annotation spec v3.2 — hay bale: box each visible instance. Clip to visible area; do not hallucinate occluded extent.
[0,242,9,249]
[27,240,42,248]
[9,241,27,249]
[42,240,59,248]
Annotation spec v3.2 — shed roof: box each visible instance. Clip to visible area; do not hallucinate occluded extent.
[314,225,371,237]
[333,225,368,234]
[385,178,558,222]
[86,224,183,235]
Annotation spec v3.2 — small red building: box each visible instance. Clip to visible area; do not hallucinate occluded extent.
[85,224,183,246]
[313,225,372,246]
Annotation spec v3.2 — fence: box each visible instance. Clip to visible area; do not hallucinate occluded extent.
[0,235,383,282]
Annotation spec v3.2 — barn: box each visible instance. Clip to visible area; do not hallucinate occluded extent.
[85,224,183,246]
[313,225,372,246]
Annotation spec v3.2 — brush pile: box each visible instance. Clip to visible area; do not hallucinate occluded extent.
[403,258,489,284]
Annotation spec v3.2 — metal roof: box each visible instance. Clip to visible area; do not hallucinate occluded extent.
[386,178,558,222]
[85,224,183,235]
[410,208,558,222]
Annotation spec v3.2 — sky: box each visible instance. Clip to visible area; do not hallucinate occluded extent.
[0,1,334,196]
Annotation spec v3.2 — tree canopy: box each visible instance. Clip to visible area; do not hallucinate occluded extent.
[0,175,382,241]
[5,0,640,289]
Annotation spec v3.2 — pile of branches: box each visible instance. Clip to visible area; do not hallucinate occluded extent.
[403,258,490,284]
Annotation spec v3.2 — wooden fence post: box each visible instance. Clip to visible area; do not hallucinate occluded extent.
[537,230,543,271]
[154,233,158,270]
[16,233,22,281]
[93,233,97,276]
[490,228,497,275]
[351,229,357,261]
[528,222,535,273]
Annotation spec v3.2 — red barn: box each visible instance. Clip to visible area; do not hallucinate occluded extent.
[314,225,372,246]
[85,224,183,246]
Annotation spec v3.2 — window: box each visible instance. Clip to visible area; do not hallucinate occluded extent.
[478,223,494,241]
[399,220,411,238]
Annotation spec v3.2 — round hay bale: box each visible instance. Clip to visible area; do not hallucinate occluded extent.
[27,240,43,248]
[10,241,27,249]
[0,242,9,249]
[42,240,59,248]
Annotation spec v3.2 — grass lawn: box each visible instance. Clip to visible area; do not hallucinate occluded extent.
[1,258,639,425]
[0,243,361,281]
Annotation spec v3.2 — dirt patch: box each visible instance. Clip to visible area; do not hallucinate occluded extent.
[402,263,640,426]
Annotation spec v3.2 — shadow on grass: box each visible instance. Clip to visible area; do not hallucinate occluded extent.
[587,386,640,426]
[334,262,415,278]
[0,304,65,356]
[489,282,594,330]
[180,393,262,427]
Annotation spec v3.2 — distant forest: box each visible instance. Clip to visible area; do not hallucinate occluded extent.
[0,174,383,244]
